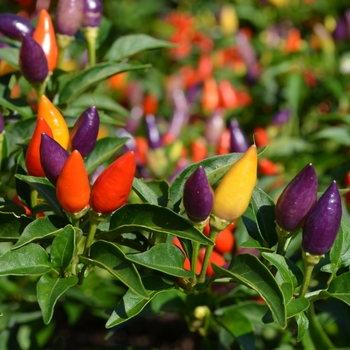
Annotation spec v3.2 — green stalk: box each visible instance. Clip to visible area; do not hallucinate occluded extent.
[83,27,99,67]
[56,34,74,69]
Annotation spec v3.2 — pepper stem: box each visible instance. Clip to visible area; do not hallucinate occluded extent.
[298,250,322,298]
[275,221,294,256]
[83,27,99,67]
[56,34,74,69]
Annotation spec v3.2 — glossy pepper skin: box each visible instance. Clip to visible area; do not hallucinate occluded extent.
[90,151,136,215]
[275,163,317,232]
[212,144,257,222]
[25,118,53,177]
[0,14,34,40]
[19,35,49,84]
[38,95,69,149]
[302,181,342,256]
[40,132,69,185]
[82,0,103,28]
[32,9,58,72]
[228,118,250,153]
[56,0,84,36]
[183,165,214,223]
[69,106,100,156]
[56,150,91,213]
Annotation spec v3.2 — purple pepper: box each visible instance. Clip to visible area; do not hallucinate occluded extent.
[302,181,342,256]
[19,35,48,84]
[145,114,162,149]
[183,165,214,223]
[70,106,100,156]
[204,109,225,145]
[0,14,34,40]
[271,109,292,126]
[275,163,318,232]
[40,133,69,185]
[333,15,348,41]
[167,89,189,138]
[56,0,84,36]
[0,112,4,133]
[82,0,102,28]
[228,118,250,153]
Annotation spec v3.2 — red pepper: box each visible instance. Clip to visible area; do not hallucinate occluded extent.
[25,117,53,177]
[56,150,91,214]
[258,158,280,176]
[253,126,269,148]
[198,248,226,277]
[216,128,230,155]
[202,77,220,112]
[191,138,208,163]
[90,151,136,215]
[143,93,158,116]
[218,79,240,109]
[32,9,58,72]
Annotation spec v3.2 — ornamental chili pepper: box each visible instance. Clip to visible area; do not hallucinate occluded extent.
[25,117,53,177]
[212,144,257,224]
[32,9,58,72]
[228,118,250,153]
[69,106,100,156]
[90,151,136,215]
[19,35,49,84]
[204,109,225,146]
[56,150,91,214]
[202,77,220,112]
[198,247,226,277]
[183,165,214,223]
[82,0,102,28]
[40,132,69,185]
[253,126,269,148]
[0,13,34,40]
[191,138,208,163]
[56,0,84,37]
[145,114,162,149]
[275,163,317,233]
[302,181,342,256]
[38,95,69,149]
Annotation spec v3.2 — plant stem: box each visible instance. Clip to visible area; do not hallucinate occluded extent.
[83,27,99,67]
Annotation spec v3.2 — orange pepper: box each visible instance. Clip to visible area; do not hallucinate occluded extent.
[37,95,69,149]
[143,93,158,115]
[198,248,226,277]
[56,150,91,214]
[191,138,208,163]
[32,9,58,72]
[25,117,53,177]
[202,77,220,112]
[90,151,136,215]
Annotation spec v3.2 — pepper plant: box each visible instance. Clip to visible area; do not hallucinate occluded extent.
[1,1,350,349]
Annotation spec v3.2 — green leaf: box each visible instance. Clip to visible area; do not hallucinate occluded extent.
[12,215,70,249]
[37,274,78,324]
[286,297,309,319]
[84,137,128,175]
[321,218,350,275]
[217,308,255,350]
[58,62,150,105]
[106,275,174,328]
[51,225,76,273]
[169,153,244,210]
[0,212,32,241]
[98,203,213,246]
[0,47,19,69]
[126,243,193,278]
[243,187,277,247]
[312,127,350,147]
[212,254,286,328]
[132,178,159,204]
[81,240,148,299]
[15,175,66,217]
[0,243,51,276]
[0,97,33,118]
[320,272,350,306]
[108,34,175,62]
[145,180,169,207]
[296,312,309,342]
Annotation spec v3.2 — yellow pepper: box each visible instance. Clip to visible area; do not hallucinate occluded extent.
[37,95,69,149]
[212,144,257,223]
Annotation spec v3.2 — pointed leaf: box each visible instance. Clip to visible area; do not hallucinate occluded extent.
[84,137,128,175]
[217,308,255,350]
[81,240,148,299]
[0,96,32,118]
[0,212,32,241]
[126,243,193,278]
[0,47,19,69]
[132,178,159,204]
[98,203,213,246]
[58,62,150,104]
[108,34,175,62]
[296,312,309,342]
[37,274,78,324]
[0,243,51,276]
[106,275,174,328]
[51,225,77,273]
[212,254,286,328]
[15,175,66,217]
[12,216,70,249]
[319,272,350,306]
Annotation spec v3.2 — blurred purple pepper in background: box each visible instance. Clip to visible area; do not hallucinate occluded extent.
[302,181,342,256]
[275,163,318,232]
[56,0,84,36]
[0,13,34,40]
[40,133,69,185]
[204,109,225,145]
[70,106,100,156]
[167,89,189,138]
[82,0,102,28]
[19,35,48,84]
[271,108,292,126]
[228,118,250,152]
[145,114,162,149]
[183,165,214,223]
